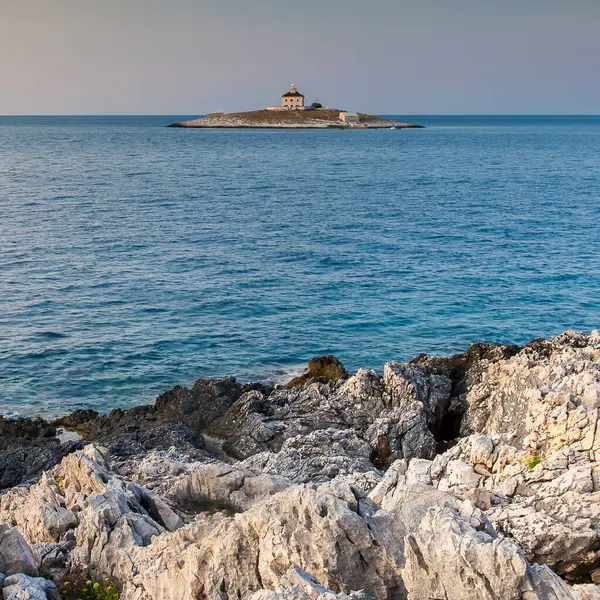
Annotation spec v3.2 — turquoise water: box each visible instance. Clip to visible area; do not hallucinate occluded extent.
[1,115,599,417]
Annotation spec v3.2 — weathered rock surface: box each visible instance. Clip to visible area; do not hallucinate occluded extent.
[403,506,576,600]
[248,565,374,599]
[286,356,349,388]
[2,331,600,599]
[0,524,38,577]
[2,573,59,600]
[54,377,271,461]
[0,417,81,490]
[241,429,379,483]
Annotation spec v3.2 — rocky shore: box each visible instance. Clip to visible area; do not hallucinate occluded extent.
[168,110,423,129]
[2,330,600,599]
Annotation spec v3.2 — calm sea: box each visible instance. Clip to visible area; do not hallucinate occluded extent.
[1,115,599,417]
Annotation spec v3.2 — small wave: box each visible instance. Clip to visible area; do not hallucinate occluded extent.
[266,363,308,385]
[28,331,69,341]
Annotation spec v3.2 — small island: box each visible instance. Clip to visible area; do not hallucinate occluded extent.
[169,84,423,129]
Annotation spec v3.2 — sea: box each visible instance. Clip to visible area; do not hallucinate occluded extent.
[1,115,599,418]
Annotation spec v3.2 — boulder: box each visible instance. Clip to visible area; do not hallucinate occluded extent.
[0,472,78,545]
[1,573,60,600]
[403,506,576,600]
[286,356,350,388]
[0,525,37,577]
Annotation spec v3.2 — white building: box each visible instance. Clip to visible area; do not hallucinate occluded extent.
[339,112,360,124]
[266,84,308,111]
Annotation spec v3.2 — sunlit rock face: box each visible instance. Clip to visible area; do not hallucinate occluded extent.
[2,331,600,599]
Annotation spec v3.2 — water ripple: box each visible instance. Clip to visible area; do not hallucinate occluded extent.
[1,115,599,417]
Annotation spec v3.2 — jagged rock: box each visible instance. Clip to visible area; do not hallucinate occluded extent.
[573,584,600,600]
[107,446,217,495]
[242,429,379,483]
[0,417,81,489]
[405,433,600,580]
[121,482,401,600]
[1,573,60,600]
[0,472,78,545]
[7,445,400,599]
[286,356,350,388]
[403,505,576,600]
[3,331,600,599]
[247,565,374,599]
[166,460,289,513]
[56,446,182,579]
[365,403,436,468]
[462,330,600,452]
[53,377,272,461]
[0,525,37,577]
[212,365,451,466]
[390,332,600,582]
[31,541,72,576]
[383,361,452,433]
[110,445,291,514]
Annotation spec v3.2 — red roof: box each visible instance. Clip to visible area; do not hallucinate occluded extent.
[282,90,304,98]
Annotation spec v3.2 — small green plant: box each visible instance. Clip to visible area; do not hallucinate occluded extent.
[55,475,65,494]
[59,575,119,600]
[524,454,542,471]
[206,507,234,520]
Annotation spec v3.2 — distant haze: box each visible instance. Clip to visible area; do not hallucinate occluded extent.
[1,0,599,115]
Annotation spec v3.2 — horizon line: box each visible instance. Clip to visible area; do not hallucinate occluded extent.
[1,113,600,118]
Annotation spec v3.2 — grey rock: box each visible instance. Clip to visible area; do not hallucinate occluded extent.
[0,525,37,577]
[167,460,289,513]
[31,542,70,577]
[2,573,60,600]
[242,429,379,483]
[403,506,576,600]
[0,416,80,489]
[247,565,375,599]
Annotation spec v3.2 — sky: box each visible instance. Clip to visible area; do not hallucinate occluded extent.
[1,0,599,115]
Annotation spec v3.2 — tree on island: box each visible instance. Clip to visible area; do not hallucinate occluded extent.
[311,101,323,109]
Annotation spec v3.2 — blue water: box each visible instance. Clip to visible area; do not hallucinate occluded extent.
[1,115,599,418]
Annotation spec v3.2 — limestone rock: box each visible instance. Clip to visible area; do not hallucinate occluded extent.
[573,584,600,600]
[248,565,375,599]
[242,429,379,483]
[1,573,60,600]
[3,331,600,599]
[121,482,401,600]
[211,362,455,466]
[462,330,600,457]
[403,505,576,600]
[166,460,289,513]
[428,433,600,579]
[0,473,77,545]
[0,525,37,577]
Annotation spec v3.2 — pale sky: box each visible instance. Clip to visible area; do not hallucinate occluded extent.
[1,0,599,115]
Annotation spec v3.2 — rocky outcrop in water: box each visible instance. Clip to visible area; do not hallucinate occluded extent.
[2,330,600,599]
[167,110,422,129]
